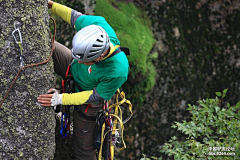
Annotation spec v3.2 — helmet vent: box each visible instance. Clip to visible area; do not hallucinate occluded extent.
[96,38,104,43]
[93,44,102,47]
[87,54,98,58]
[76,54,84,59]
[90,49,101,53]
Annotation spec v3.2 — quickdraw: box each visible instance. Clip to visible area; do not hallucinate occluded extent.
[0,17,56,108]
[60,104,72,144]
[96,89,133,160]
[12,22,24,69]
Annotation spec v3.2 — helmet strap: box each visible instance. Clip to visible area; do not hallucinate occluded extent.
[93,60,100,65]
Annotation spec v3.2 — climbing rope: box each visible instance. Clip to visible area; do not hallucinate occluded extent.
[97,89,133,160]
[0,17,56,108]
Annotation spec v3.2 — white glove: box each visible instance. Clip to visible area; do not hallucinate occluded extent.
[50,89,62,106]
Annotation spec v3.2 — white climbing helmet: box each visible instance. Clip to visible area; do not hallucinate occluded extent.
[71,25,110,62]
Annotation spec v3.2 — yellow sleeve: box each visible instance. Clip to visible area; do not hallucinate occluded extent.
[52,2,71,25]
[62,90,93,105]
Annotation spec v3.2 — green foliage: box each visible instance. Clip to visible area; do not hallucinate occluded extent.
[95,0,156,105]
[95,0,155,74]
[141,154,162,160]
[160,89,240,159]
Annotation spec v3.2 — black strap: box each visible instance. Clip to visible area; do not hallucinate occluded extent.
[74,81,83,92]
[108,47,131,59]
[108,47,122,58]
[120,47,131,55]
[65,74,83,92]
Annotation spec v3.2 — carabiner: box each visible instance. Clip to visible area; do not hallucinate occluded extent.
[12,22,24,69]
[12,28,22,45]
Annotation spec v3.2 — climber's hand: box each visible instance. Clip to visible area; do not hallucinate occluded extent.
[37,88,62,107]
[48,0,54,9]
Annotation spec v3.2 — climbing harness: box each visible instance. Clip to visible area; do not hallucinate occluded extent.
[0,17,56,108]
[62,63,83,93]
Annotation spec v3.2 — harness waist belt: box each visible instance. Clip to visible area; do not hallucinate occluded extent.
[75,106,97,121]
